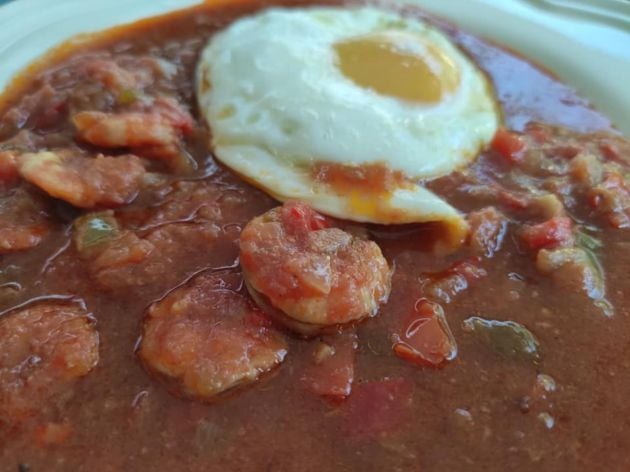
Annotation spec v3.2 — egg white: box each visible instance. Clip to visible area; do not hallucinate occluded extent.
[197,6,500,246]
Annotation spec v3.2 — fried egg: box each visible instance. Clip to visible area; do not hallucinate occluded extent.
[197,6,500,248]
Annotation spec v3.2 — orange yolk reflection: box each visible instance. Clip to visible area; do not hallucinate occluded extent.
[334,33,460,104]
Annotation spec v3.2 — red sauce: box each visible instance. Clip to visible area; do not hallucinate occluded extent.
[0,1,629,471]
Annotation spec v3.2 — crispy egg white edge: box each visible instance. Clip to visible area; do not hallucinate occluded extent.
[200,142,470,248]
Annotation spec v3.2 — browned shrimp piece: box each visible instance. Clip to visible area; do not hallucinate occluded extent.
[138,272,287,401]
[0,187,52,254]
[15,150,146,209]
[72,97,195,170]
[0,303,99,427]
[239,201,392,336]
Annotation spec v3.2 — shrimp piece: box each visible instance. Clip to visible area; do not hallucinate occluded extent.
[15,150,146,209]
[0,303,99,427]
[73,112,175,148]
[72,97,195,170]
[240,201,392,336]
[138,272,287,401]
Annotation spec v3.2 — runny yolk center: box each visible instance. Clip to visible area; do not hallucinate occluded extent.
[334,33,460,104]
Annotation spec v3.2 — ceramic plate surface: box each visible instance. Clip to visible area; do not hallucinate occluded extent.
[0,0,628,133]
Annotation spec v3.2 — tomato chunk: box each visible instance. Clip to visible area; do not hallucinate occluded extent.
[520,216,574,251]
[0,151,19,185]
[300,331,357,401]
[342,378,413,440]
[498,188,530,211]
[281,200,330,234]
[422,259,487,304]
[491,129,526,163]
[392,300,457,367]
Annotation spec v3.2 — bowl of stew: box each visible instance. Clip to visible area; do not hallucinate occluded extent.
[1,1,629,471]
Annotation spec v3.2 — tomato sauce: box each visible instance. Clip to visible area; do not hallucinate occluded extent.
[0,1,629,471]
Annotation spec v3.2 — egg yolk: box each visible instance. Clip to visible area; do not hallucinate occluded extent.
[334,33,460,104]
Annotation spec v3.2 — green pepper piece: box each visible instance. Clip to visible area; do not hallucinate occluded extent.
[575,230,603,251]
[575,232,611,317]
[117,88,140,106]
[463,316,542,363]
[74,212,120,253]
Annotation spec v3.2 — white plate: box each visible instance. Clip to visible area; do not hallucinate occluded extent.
[0,0,628,133]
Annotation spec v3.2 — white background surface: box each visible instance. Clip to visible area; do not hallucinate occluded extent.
[0,0,628,132]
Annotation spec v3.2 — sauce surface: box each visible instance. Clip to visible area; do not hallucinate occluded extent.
[0,2,629,472]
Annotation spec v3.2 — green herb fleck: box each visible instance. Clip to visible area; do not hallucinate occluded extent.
[118,89,140,106]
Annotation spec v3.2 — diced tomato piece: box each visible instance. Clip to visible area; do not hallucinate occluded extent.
[342,377,413,440]
[301,331,357,401]
[496,187,530,211]
[491,129,527,164]
[393,300,457,367]
[600,142,620,162]
[520,216,574,251]
[281,200,329,235]
[0,151,19,185]
[422,258,488,304]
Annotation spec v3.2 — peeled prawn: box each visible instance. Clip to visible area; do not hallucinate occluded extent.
[73,97,195,170]
[0,303,99,426]
[138,271,287,400]
[16,150,146,209]
[240,201,392,336]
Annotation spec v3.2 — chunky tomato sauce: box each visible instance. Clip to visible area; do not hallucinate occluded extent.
[1,1,629,471]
